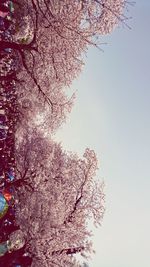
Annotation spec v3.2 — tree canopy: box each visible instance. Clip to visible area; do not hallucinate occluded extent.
[14,131,104,267]
[0,0,131,266]
[1,0,129,133]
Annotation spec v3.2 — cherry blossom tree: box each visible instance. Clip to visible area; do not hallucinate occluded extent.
[12,131,104,267]
[1,0,130,133]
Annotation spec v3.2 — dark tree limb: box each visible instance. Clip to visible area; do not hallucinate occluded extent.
[52,246,84,256]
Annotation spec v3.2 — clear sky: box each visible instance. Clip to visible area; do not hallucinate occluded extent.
[55,1,150,267]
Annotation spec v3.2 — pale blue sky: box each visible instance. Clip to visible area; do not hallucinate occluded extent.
[55,1,150,267]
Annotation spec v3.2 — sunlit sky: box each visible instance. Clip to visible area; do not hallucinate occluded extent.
[55,1,150,267]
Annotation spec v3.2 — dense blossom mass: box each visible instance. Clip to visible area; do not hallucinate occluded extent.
[14,133,104,267]
[1,0,128,133]
[0,0,129,266]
